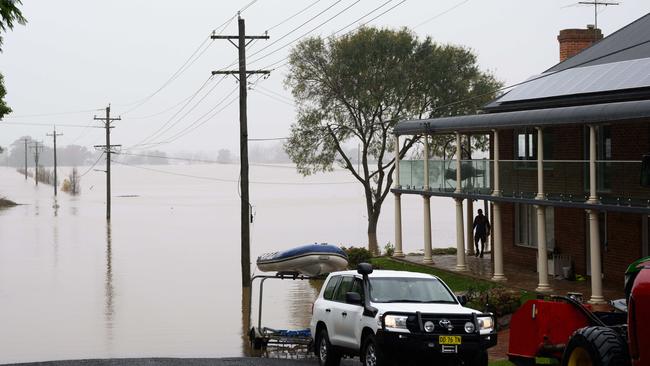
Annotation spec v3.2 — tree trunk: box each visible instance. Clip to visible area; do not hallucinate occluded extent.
[367,212,380,255]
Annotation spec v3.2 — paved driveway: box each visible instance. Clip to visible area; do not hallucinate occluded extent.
[3,358,361,366]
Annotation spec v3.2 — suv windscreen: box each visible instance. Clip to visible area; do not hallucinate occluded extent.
[368,277,456,303]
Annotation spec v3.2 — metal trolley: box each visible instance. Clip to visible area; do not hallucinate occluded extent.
[248,271,317,356]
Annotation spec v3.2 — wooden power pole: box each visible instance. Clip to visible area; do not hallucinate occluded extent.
[47,127,63,196]
[211,17,269,288]
[22,137,29,180]
[30,141,43,186]
[94,105,121,221]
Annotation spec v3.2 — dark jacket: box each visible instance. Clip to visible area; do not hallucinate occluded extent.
[473,214,491,237]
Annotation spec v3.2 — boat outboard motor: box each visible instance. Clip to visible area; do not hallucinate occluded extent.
[357,263,378,317]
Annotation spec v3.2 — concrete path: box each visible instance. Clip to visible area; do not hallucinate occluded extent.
[3,358,360,366]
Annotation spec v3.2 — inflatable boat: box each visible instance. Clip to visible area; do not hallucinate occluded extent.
[256,243,348,276]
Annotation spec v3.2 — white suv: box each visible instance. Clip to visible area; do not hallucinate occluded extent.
[310,264,497,366]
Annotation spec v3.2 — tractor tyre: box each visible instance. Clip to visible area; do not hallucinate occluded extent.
[562,326,629,366]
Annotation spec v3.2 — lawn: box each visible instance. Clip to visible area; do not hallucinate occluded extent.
[370,257,498,292]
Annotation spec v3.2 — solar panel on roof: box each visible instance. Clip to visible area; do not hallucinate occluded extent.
[498,57,650,103]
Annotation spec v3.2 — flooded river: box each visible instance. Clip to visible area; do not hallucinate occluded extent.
[0,163,454,363]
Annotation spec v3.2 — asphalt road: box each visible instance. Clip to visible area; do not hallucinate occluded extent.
[3,358,361,366]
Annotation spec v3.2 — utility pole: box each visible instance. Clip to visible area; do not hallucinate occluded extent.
[212,17,269,288]
[47,127,63,196]
[94,105,121,221]
[578,1,619,40]
[30,141,43,186]
[22,137,29,180]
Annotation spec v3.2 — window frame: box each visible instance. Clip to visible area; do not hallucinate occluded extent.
[514,203,555,250]
[323,275,342,301]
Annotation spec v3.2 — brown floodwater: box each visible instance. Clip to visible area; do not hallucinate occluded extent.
[0,164,453,363]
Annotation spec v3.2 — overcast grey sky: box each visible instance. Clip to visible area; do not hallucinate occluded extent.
[0,0,649,154]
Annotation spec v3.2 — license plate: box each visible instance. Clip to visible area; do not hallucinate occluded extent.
[439,335,461,345]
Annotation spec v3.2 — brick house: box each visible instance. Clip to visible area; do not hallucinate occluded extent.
[391,14,650,303]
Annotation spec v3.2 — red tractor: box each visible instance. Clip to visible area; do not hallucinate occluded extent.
[508,257,650,366]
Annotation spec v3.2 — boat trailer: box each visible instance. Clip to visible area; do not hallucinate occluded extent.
[248,271,316,354]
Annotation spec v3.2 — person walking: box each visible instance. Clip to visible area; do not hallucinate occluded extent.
[473,209,491,258]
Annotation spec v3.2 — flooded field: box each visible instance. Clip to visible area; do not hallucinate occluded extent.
[0,164,454,363]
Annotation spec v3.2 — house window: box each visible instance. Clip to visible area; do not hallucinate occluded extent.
[517,131,536,160]
[516,129,553,160]
[515,203,555,249]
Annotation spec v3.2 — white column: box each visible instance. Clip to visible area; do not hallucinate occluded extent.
[455,132,462,193]
[536,127,544,200]
[424,134,429,190]
[492,129,501,196]
[492,203,506,281]
[491,130,506,281]
[588,209,605,303]
[423,197,433,264]
[535,205,552,292]
[466,133,474,256]
[588,125,598,203]
[455,198,467,271]
[393,135,404,257]
[467,199,475,256]
[422,134,432,263]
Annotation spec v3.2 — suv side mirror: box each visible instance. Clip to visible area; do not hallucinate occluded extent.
[457,294,468,306]
[345,292,362,305]
[357,263,373,275]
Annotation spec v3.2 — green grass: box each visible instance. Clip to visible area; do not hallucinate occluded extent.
[489,361,514,366]
[369,257,498,292]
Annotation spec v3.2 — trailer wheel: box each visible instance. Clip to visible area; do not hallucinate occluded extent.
[562,326,629,366]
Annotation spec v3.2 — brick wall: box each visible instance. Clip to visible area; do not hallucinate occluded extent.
[555,207,587,275]
[558,28,603,62]
[605,212,643,283]
[501,202,538,270]
[494,125,647,283]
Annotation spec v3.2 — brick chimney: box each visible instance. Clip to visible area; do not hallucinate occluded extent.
[558,25,603,62]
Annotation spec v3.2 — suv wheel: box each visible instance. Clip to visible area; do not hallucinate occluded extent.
[361,334,389,366]
[317,328,341,366]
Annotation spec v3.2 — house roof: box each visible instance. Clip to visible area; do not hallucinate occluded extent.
[394,99,650,135]
[395,13,650,135]
[485,13,650,112]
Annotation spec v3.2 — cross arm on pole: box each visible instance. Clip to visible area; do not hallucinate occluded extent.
[212,70,270,75]
[211,35,269,40]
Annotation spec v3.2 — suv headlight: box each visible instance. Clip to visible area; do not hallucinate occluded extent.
[384,315,409,333]
[477,316,495,335]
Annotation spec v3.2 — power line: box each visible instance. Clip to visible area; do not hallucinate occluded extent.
[129,75,222,148]
[114,1,262,114]
[0,121,102,128]
[258,0,406,71]
[247,0,344,60]
[252,88,295,106]
[1,108,102,119]
[247,0,361,66]
[265,0,324,33]
[248,137,289,141]
[126,88,239,150]
[111,158,355,185]
[79,152,105,177]
[254,84,294,103]
[413,0,470,29]
[147,88,238,147]
[422,36,650,116]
